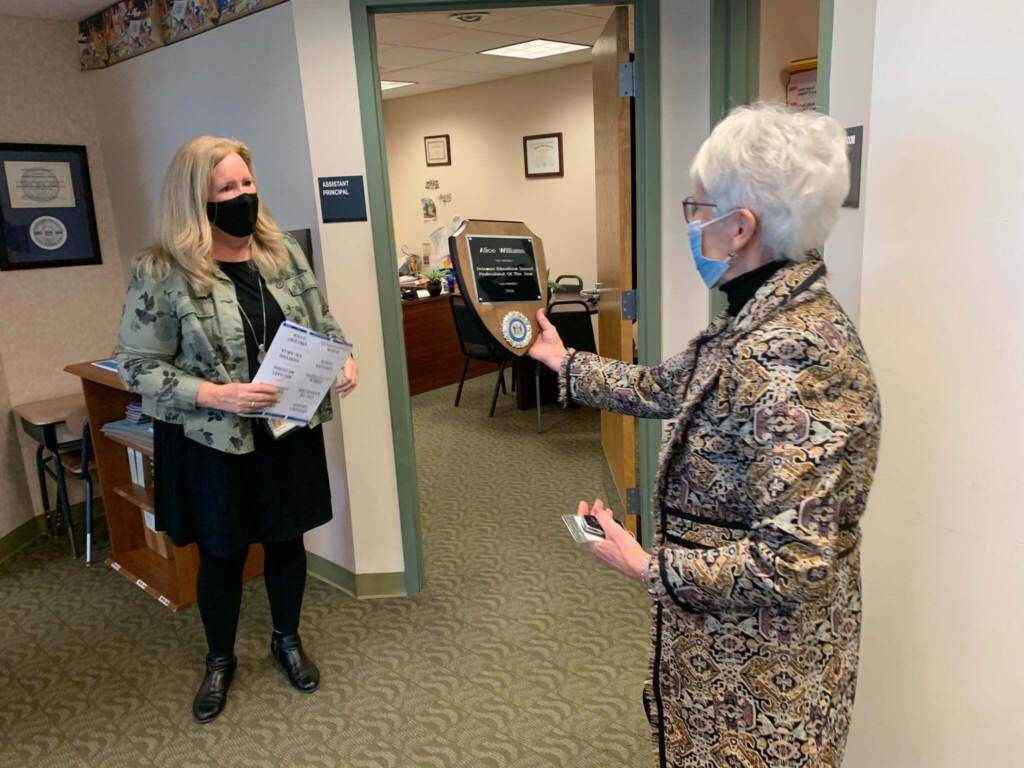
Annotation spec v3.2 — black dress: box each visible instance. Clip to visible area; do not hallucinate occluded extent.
[153,260,333,557]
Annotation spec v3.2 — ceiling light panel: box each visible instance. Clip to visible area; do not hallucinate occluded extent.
[380,80,416,90]
[479,39,589,60]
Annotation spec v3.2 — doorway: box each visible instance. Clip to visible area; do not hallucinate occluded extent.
[350,0,662,596]
[708,0,833,315]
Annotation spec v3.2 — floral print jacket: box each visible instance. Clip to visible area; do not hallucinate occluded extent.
[560,256,881,767]
[115,235,346,454]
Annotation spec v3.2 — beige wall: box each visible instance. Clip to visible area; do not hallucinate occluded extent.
[292,0,404,577]
[840,0,1024,764]
[0,17,125,538]
[383,64,598,296]
[660,0,711,357]
[0,348,33,541]
[87,0,404,580]
[759,0,819,104]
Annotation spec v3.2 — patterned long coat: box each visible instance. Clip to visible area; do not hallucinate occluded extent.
[561,257,881,768]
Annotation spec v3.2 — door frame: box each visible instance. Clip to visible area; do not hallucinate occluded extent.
[708,0,835,318]
[349,0,663,594]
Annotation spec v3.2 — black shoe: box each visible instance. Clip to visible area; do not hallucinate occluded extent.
[192,654,237,724]
[270,631,319,693]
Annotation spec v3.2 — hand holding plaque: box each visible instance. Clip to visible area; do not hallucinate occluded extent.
[447,219,549,356]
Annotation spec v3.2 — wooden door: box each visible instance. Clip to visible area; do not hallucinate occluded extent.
[592,6,636,526]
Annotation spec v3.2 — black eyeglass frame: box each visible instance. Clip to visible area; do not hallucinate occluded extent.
[682,196,718,223]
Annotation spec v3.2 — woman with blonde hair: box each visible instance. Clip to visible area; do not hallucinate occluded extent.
[116,136,357,723]
[531,103,881,767]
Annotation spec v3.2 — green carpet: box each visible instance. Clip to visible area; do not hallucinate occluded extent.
[0,375,652,767]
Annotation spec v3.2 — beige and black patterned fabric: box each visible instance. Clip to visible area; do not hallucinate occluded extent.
[0,376,654,767]
[562,256,882,768]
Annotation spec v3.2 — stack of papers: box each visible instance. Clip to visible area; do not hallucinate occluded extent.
[125,401,149,425]
[102,419,154,453]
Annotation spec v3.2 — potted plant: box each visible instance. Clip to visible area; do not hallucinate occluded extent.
[424,268,447,297]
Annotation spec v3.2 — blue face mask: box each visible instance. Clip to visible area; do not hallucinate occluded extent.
[687,209,738,288]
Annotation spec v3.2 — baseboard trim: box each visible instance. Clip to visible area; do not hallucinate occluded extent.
[0,516,44,564]
[306,551,406,599]
[0,500,107,565]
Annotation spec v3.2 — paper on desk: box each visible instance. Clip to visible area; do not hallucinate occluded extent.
[242,321,352,424]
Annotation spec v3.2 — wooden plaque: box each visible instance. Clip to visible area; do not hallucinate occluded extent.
[448,220,549,357]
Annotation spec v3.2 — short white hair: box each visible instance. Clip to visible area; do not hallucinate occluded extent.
[690,102,850,261]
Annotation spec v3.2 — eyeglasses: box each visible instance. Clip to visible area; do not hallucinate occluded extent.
[682,196,717,223]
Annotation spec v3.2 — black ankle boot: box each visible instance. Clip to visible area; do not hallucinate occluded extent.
[192,654,237,724]
[270,631,319,693]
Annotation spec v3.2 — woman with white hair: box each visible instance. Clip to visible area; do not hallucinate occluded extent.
[530,103,881,767]
[116,136,357,723]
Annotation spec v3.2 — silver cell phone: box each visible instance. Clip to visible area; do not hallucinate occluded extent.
[562,514,606,544]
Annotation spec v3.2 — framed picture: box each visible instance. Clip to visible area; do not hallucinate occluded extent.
[0,144,103,271]
[424,135,451,167]
[523,132,564,178]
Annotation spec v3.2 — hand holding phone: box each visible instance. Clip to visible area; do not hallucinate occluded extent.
[580,514,606,539]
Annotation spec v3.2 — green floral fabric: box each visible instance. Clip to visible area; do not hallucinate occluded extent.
[115,235,346,454]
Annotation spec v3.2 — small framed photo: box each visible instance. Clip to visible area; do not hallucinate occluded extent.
[523,132,564,178]
[424,135,451,167]
[0,144,103,271]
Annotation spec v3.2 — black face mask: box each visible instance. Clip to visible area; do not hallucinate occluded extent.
[206,192,259,238]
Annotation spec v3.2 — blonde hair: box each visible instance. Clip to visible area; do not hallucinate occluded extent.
[137,136,288,294]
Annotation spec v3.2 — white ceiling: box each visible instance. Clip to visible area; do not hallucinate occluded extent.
[0,0,110,20]
[376,5,621,100]
[0,1,628,101]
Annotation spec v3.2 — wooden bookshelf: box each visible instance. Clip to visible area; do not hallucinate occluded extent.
[65,361,263,611]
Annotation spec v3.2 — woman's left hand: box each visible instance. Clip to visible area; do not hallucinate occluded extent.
[334,357,358,398]
[578,499,651,583]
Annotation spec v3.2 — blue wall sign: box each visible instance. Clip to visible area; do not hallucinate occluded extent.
[318,176,367,223]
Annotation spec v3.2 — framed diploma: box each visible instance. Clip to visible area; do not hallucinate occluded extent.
[448,220,549,357]
[424,135,451,167]
[523,132,563,178]
[0,144,102,271]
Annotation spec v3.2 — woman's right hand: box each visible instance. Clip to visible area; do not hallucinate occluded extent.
[196,382,280,413]
[528,309,568,372]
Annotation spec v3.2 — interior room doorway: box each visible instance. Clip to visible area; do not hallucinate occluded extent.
[351,0,662,596]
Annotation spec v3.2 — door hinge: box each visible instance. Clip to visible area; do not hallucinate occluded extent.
[622,289,638,321]
[618,61,636,98]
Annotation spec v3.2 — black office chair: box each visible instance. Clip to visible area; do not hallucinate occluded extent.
[535,298,597,432]
[450,294,516,417]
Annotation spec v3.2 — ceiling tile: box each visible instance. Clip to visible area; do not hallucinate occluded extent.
[375,44,462,68]
[552,25,605,46]
[373,15,456,46]
[560,5,616,20]
[421,52,540,75]
[394,8,538,30]
[406,28,532,54]
[382,82,450,100]
[481,9,603,37]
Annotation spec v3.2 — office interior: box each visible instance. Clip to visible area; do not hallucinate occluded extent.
[0,1,1020,767]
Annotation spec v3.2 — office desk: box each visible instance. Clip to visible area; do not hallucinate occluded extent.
[402,294,496,395]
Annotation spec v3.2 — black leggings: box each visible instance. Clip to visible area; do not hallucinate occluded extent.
[196,537,307,658]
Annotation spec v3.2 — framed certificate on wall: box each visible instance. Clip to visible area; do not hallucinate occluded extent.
[523,132,563,178]
[0,144,103,271]
[424,134,451,167]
